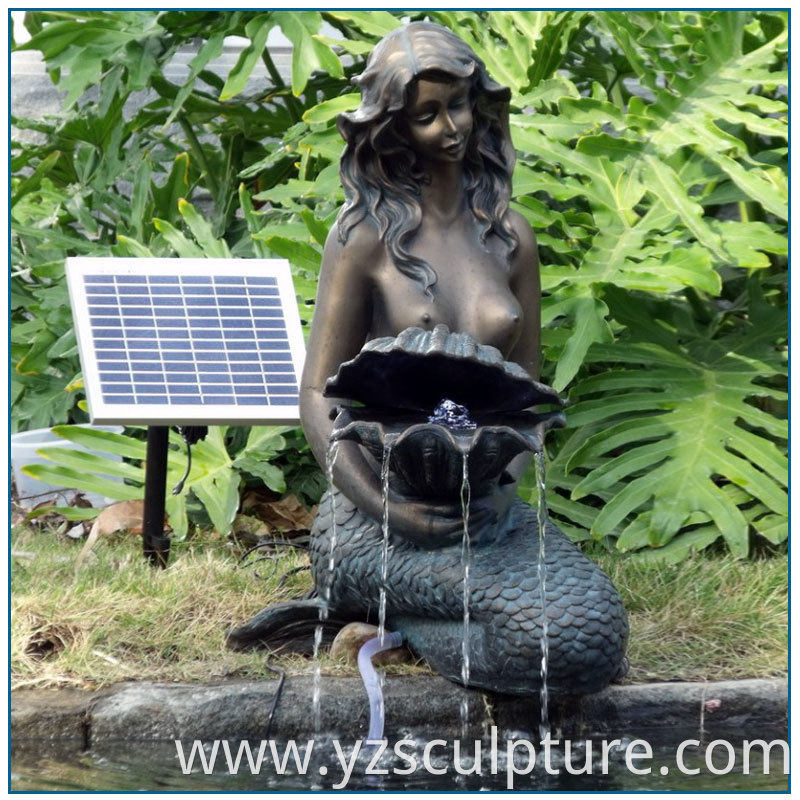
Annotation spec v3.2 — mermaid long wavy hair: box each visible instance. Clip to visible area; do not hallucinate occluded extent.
[337,22,518,296]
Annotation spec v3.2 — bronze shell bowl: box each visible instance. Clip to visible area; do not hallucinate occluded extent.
[331,407,566,499]
[325,324,565,414]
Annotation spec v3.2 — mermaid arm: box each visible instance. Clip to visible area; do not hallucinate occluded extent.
[505,210,542,482]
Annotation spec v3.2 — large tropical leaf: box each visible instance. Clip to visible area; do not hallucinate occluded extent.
[563,280,787,558]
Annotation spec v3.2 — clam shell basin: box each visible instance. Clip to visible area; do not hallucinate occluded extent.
[324,324,565,413]
[330,407,566,500]
[310,489,629,696]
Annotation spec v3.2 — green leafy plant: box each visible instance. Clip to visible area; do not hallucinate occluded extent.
[22,424,299,538]
[12,9,787,557]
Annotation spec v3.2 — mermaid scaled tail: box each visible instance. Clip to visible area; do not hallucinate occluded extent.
[311,488,629,696]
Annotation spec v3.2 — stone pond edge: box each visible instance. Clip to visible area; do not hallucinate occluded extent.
[11,676,787,751]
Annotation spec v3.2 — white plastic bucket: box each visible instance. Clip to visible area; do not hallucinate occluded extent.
[10,425,125,510]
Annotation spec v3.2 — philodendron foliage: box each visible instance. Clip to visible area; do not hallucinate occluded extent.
[12,10,786,559]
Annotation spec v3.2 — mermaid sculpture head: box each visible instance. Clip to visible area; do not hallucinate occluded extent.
[336,21,519,296]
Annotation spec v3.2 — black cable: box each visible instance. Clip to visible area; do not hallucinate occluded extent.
[171,425,208,495]
[263,659,287,740]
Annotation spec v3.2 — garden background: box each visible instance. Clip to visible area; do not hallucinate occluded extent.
[10,10,788,687]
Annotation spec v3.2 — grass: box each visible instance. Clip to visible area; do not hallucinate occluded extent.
[11,524,787,690]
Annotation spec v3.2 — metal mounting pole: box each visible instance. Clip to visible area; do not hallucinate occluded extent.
[142,425,170,568]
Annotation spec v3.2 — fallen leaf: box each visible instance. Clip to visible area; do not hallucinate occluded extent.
[76,500,161,570]
[241,492,316,533]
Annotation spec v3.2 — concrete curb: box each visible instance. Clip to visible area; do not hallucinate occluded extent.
[11,677,787,752]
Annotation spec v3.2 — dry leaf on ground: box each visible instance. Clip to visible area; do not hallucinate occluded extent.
[75,500,153,570]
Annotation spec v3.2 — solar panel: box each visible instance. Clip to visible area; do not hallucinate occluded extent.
[66,258,306,425]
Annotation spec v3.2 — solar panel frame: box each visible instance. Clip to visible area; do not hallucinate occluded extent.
[66,257,306,425]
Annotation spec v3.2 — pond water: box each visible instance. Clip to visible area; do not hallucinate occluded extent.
[11,727,788,791]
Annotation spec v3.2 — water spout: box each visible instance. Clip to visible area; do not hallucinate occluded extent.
[312,440,340,734]
[535,450,551,742]
[358,632,404,742]
[377,439,395,644]
[460,449,471,739]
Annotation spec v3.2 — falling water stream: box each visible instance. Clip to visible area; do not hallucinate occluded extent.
[534,449,551,743]
[377,439,395,645]
[312,440,340,734]
[459,450,471,740]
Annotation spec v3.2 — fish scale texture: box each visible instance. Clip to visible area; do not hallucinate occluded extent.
[311,489,628,696]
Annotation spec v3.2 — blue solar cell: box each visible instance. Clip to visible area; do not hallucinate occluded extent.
[216,287,247,297]
[89,297,120,306]
[237,396,270,405]
[152,296,184,307]
[217,318,252,328]
[128,349,161,359]
[117,285,149,295]
[95,338,126,349]
[162,351,194,362]
[116,275,147,284]
[225,330,256,340]
[203,395,234,404]
[162,339,195,351]
[150,286,183,296]
[245,277,277,286]
[215,276,245,285]
[93,328,125,338]
[263,363,293,372]
[217,298,250,308]
[126,329,158,339]
[96,350,127,360]
[172,396,203,404]
[187,308,219,317]
[250,308,282,317]
[217,309,250,318]
[158,319,189,328]
[228,353,259,363]
[99,368,131,378]
[90,310,122,320]
[103,382,132,391]
[192,329,224,339]
[185,297,219,307]
[230,362,258,373]
[189,324,223,333]
[199,375,231,385]
[132,368,165,377]
[123,317,157,328]
[87,286,117,295]
[270,385,299,394]
[136,385,167,394]
[180,276,212,284]
[197,365,229,374]
[271,397,299,405]
[105,395,135,403]
[85,275,115,283]
[259,350,292,359]
[224,341,258,351]
[139,396,166,404]
[249,287,279,296]
[254,320,287,329]
[168,385,201,395]
[183,286,215,296]
[91,317,122,328]
[149,275,180,284]
[159,330,192,341]
[120,296,152,306]
[195,352,227,362]
[264,374,296,383]
[167,376,199,387]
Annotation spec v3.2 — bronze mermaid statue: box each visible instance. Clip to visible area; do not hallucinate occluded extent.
[230,21,628,696]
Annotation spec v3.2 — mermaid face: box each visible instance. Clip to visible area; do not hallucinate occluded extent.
[403,76,473,165]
